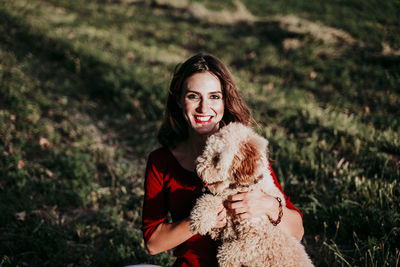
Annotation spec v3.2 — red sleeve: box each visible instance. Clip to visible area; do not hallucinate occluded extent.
[268,162,303,219]
[141,152,168,243]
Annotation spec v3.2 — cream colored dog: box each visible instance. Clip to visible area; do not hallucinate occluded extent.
[190,122,314,267]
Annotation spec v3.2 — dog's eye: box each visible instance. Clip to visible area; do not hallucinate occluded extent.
[212,154,220,166]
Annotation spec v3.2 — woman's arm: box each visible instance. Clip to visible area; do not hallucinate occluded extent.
[143,149,228,255]
[226,189,304,241]
[146,219,193,255]
[146,206,227,255]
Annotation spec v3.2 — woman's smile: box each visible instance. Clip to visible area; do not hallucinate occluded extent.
[194,115,213,123]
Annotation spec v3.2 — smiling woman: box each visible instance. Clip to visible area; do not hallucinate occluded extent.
[157,53,255,149]
[141,53,304,267]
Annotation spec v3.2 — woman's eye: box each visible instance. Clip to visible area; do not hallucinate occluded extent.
[187,94,198,99]
[210,94,222,99]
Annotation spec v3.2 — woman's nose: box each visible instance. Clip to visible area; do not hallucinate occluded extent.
[196,98,210,113]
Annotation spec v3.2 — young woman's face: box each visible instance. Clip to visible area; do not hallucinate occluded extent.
[179,71,225,136]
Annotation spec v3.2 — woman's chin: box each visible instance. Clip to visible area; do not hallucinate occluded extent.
[192,122,219,135]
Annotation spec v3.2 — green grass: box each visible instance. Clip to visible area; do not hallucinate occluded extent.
[1,0,399,266]
[198,0,400,49]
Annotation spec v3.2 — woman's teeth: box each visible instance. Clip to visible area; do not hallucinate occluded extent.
[195,116,212,122]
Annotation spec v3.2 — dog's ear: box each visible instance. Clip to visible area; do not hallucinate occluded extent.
[231,141,261,186]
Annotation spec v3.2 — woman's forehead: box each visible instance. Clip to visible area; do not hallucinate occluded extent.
[183,71,222,92]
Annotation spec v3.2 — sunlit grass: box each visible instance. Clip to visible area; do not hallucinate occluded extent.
[1,0,399,266]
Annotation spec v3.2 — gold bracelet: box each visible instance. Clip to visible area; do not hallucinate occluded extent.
[268,197,283,226]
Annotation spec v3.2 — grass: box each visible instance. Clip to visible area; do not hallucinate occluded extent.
[0,0,399,266]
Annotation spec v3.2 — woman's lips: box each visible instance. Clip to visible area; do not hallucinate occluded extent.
[194,115,212,123]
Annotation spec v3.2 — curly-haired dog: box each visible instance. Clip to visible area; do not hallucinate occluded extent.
[190,122,314,267]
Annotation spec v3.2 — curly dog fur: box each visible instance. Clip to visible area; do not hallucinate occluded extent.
[190,122,314,267]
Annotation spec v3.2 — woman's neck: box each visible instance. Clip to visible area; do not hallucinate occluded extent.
[170,131,210,173]
[182,131,208,158]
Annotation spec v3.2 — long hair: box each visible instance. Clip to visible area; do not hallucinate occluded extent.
[157,53,255,148]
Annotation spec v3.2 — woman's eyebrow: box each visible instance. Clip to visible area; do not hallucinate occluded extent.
[185,89,222,95]
[184,90,222,94]
[185,90,200,93]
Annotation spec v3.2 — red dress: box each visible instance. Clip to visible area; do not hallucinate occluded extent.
[141,147,302,267]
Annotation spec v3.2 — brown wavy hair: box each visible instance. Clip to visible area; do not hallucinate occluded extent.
[157,53,255,148]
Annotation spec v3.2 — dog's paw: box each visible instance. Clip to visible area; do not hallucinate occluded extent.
[190,194,222,235]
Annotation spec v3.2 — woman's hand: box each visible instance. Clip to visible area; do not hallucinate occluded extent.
[214,204,227,228]
[225,188,304,241]
[225,188,277,220]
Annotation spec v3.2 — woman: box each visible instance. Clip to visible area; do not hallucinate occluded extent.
[141,53,304,267]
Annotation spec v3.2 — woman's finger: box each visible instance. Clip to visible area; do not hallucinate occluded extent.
[216,218,227,228]
[228,201,243,210]
[215,211,227,228]
[233,207,246,215]
[227,191,247,202]
[236,212,249,220]
[217,207,226,217]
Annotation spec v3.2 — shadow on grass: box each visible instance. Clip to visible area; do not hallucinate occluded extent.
[0,8,173,267]
[0,8,162,157]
